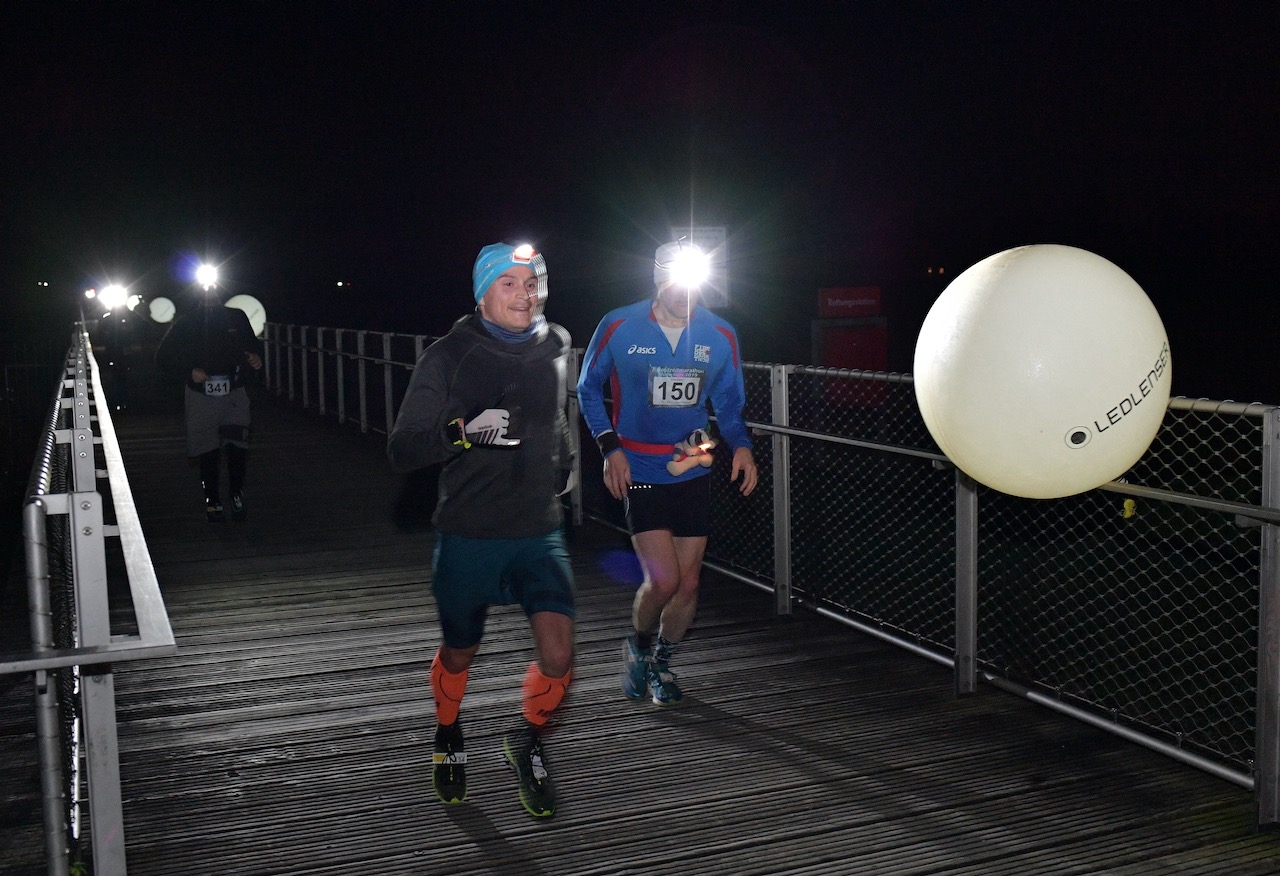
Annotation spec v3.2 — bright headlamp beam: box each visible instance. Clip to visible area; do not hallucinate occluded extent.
[196,264,219,289]
[668,247,711,289]
[98,284,127,310]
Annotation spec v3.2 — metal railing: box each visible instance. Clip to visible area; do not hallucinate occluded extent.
[264,322,1280,827]
[2,332,176,876]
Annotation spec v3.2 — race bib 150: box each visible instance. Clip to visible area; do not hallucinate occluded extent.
[648,366,704,407]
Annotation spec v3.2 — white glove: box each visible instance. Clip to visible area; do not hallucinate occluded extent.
[463,408,521,446]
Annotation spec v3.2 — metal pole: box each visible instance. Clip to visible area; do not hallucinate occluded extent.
[357,331,369,434]
[316,327,327,416]
[25,500,70,876]
[382,333,394,436]
[336,330,347,425]
[300,326,311,410]
[1256,406,1280,827]
[955,469,978,695]
[263,323,273,393]
[771,365,792,616]
[566,348,583,527]
[287,325,296,403]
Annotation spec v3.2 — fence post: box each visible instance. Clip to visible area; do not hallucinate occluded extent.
[357,331,369,434]
[336,330,347,425]
[1257,407,1280,827]
[70,493,127,873]
[300,326,311,409]
[771,365,792,616]
[316,327,327,416]
[25,500,70,876]
[287,325,297,403]
[566,348,583,527]
[263,324,274,393]
[383,333,394,436]
[955,469,978,695]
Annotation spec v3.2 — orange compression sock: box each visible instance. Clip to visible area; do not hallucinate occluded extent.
[522,662,572,728]
[430,649,469,726]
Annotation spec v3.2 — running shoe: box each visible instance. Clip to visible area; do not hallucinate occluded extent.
[503,722,556,817]
[648,659,684,706]
[229,491,247,522]
[621,635,649,700]
[205,502,224,524]
[432,721,467,804]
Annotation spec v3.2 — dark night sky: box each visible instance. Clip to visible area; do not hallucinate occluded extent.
[1,2,1276,402]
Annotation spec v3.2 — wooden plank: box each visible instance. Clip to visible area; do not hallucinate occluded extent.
[4,395,1277,876]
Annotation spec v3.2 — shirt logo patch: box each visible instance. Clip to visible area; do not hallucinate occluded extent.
[627,345,657,355]
[694,344,711,363]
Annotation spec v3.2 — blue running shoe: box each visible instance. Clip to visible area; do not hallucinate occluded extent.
[621,636,648,700]
[648,659,684,706]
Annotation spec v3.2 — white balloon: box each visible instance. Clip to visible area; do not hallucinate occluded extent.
[224,294,267,338]
[149,296,176,324]
[913,244,1171,499]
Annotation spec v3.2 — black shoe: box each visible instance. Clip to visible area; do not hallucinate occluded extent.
[205,502,224,524]
[503,722,556,817]
[230,492,247,522]
[432,722,467,804]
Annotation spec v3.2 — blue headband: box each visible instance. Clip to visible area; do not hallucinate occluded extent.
[472,242,547,303]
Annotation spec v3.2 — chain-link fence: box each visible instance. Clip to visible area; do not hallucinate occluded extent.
[711,370,1274,786]
[265,323,1280,815]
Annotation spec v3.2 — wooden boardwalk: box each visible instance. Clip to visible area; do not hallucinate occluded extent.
[5,392,1280,875]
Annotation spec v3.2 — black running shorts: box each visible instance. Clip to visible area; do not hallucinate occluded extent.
[624,475,711,538]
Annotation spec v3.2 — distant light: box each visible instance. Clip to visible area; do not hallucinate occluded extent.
[98,283,127,310]
[38,281,49,287]
[85,289,98,300]
[196,264,219,289]
[126,294,143,311]
[149,296,176,324]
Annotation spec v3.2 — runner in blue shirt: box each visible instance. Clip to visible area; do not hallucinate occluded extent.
[577,240,758,705]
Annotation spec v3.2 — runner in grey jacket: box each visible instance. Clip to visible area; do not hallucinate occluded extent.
[387,311,574,537]
[387,241,576,820]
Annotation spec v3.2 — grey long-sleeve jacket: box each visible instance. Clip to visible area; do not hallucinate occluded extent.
[387,314,574,539]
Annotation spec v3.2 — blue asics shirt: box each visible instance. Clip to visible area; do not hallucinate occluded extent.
[577,299,752,484]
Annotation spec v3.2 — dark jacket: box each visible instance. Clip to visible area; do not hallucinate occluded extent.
[155,303,264,391]
[387,314,574,539]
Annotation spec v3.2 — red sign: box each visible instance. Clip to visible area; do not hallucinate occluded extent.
[815,323,888,372]
[817,286,881,318]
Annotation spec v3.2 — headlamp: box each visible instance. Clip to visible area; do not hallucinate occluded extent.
[655,241,711,290]
[196,264,219,290]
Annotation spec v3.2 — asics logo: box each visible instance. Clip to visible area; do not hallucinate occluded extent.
[627,345,657,355]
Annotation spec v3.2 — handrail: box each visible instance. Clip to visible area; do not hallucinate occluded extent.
[5,330,176,876]
[0,336,176,675]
